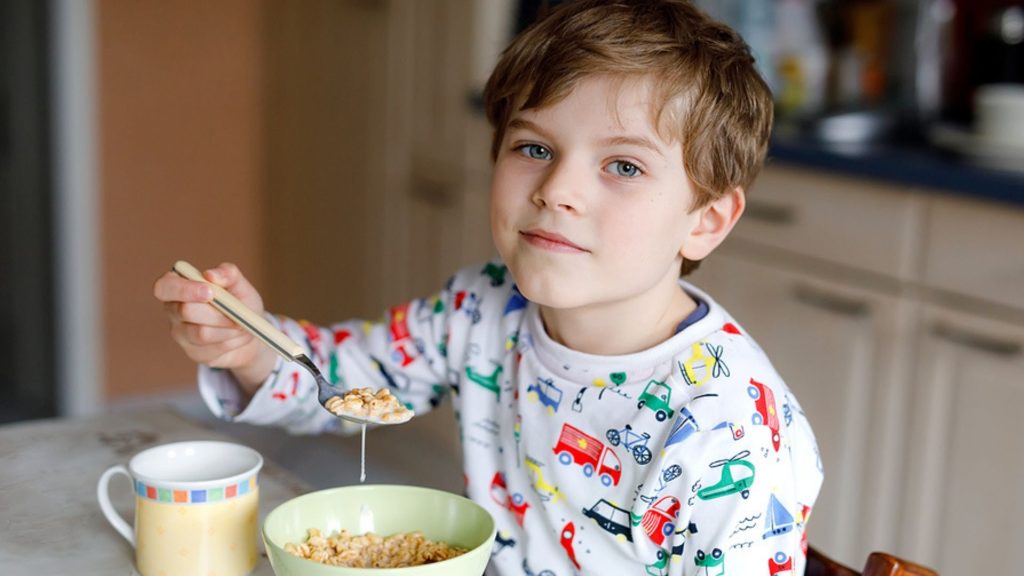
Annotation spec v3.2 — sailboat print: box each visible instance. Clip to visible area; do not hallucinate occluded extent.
[762,493,795,539]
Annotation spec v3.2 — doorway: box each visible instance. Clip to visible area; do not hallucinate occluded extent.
[0,0,57,423]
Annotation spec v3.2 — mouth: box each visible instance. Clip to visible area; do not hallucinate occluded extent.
[519,229,589,253]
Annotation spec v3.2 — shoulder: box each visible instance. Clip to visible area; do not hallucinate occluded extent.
[441,259,529,335]
[447,259,523,310]
[446,260,513,295]
[672,281,817,463]
[673,280,782,393]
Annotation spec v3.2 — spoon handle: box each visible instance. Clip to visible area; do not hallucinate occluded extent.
[172,260,305,361]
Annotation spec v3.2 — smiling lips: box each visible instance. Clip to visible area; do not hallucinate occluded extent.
[520,229,588,253]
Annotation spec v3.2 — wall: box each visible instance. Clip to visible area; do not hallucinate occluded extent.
[97,0,266,399]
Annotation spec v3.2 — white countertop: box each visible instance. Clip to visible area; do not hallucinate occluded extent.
[0,400,465,575]
[0,407,309,575]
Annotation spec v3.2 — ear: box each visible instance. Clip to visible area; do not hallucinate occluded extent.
[680,186,745,261]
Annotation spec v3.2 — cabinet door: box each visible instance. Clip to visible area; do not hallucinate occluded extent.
[903,306,1024,576]
[691,254,914,567]
[379,0,479,303]
[263,0,394,319]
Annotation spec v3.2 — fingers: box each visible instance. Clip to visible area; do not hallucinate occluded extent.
[203,262,239,287]
[153,271,213,304]
[163,301,235,328]
[155,261,264,318]
[204,262,264,313]
[174,331,257,367]
[156,261,267,372]
[175,318,246,345]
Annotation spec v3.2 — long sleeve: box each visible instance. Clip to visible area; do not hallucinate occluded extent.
[658,341,822,576]
[198,279,459,435]
[666,423,813,575]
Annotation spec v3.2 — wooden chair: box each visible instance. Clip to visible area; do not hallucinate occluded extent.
[807,545,939,576]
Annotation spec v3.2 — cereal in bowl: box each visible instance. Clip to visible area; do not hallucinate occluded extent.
[325,387,413,423]
[284,528,467,568]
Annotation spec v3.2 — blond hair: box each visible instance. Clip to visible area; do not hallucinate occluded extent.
[483,0,773,275]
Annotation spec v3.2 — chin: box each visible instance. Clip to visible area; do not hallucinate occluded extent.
[508,267,586,310]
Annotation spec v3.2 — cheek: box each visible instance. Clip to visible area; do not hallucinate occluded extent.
[597,202,651,246]
[489,182,510,230]
[489,173,518,245]
[601,200,688,259]
[490,167,526,221]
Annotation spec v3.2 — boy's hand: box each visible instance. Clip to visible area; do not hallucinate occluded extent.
[153,262,277,394]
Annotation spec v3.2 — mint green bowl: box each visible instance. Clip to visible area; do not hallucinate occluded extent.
[263,484,496,575]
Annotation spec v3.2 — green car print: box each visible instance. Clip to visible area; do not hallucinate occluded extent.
[637,380,675,421]
[694,548,724,576]
[645,549,669,576]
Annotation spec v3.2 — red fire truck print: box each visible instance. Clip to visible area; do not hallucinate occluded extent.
[552,423,622,487]
[489,471,529,526]
[388,303,419,367]
[748,378,781,452]
[641,495,681,546]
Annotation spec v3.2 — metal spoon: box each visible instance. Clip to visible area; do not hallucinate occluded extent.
[172,260,412,426]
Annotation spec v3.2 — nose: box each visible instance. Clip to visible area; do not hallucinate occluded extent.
[531,158,585,214]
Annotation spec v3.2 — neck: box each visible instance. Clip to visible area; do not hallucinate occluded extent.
[539,276,696,356]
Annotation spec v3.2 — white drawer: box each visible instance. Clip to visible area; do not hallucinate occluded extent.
[923,195,1024,311]
[731,165,923,281]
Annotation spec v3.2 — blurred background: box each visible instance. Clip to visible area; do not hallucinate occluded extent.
[2,1,1023,574]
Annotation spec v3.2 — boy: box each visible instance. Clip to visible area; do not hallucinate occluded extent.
[154,1,822,574]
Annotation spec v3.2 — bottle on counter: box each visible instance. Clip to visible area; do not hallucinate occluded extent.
[775,0,829,120]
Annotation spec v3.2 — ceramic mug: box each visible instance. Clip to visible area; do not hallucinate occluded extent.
[976,83,1024,149]
[97,440,263,576]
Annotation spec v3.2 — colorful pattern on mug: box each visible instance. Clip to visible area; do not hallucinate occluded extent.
[134,475,258,504]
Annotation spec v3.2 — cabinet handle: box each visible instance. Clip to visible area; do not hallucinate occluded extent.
[931,324,1022,357]
[791,284,869,318]
[744,199,796,225]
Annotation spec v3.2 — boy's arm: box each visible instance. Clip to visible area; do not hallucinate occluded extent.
[198,277,461,435]
[667,424,811,569]
[666,400,822,576]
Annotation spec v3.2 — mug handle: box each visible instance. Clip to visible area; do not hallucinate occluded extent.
[97,465,135,546]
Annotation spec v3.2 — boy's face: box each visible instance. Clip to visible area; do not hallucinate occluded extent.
[490,75,704,312]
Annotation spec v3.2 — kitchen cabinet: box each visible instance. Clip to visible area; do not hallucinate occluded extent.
[258,0,498,450]
[691,165,1024,575]
[694,248,915,566]
[903,304,1024,576]
[377,0,499,306]
[262,0,500,317]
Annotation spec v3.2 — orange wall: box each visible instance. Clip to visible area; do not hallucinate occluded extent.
[98,0,266,399]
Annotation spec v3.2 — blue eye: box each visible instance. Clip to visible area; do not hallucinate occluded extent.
[608,160,642,178]
[518,144,552,160]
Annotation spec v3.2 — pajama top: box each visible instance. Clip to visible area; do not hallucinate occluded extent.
[199,260,823,576]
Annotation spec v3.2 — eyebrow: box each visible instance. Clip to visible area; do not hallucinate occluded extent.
[600,135,665,158]
[507,118,548,138]
[506,118,665,158]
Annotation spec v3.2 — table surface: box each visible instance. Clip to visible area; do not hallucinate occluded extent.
[0,407,312,575]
